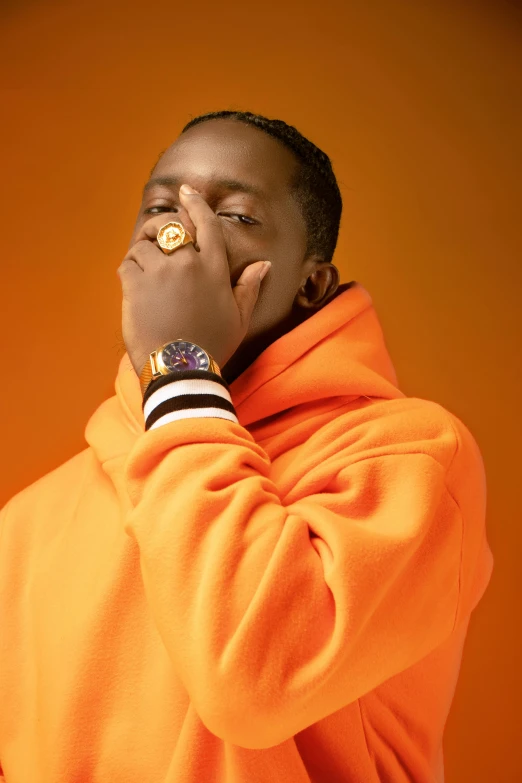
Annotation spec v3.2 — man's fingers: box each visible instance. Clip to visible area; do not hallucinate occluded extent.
[118,236,201,280]
[119,239,165,274]
[178,184,225,260]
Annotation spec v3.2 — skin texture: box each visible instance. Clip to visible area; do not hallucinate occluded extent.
[129,118,341,386]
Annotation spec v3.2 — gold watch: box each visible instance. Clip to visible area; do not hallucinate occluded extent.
[139,339,222,397]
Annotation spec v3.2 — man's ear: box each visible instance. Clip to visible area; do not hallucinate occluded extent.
[296,260,340,310]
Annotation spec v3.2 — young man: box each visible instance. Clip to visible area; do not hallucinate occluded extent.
[0,111,493,782]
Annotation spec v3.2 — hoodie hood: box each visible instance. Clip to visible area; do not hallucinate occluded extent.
[85,280,405,465]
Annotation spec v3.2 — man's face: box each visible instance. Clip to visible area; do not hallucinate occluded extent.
[130,118,325,380]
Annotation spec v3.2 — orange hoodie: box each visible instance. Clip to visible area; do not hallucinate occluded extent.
[0,281,493,783]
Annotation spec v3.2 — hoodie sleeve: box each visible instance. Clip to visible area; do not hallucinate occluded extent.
[122,377,492,750]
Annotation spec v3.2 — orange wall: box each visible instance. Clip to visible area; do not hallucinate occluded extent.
[1,1,520,780]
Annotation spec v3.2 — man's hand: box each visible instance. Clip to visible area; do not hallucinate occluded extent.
[117,184,270,380]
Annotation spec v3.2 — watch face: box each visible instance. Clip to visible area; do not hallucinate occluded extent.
[161,342,209,372]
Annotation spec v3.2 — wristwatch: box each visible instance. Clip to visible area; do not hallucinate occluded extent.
[139,339,222,397]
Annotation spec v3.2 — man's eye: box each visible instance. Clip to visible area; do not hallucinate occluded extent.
[144,206,172,214]
[219,213,256,225]
[144,207,255,225]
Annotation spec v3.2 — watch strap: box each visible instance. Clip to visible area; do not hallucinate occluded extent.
[139,355,157,397]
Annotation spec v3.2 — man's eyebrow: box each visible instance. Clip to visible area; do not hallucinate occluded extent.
[142,176,265,199]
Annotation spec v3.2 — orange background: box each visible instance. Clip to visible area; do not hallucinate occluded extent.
[1,0,520,780]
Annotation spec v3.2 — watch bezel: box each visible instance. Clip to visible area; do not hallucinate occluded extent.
[157,340,210,374]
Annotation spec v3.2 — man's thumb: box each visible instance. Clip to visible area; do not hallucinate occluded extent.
[233,261,271,321]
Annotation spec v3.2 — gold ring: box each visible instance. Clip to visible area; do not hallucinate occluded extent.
[157,221,194,254]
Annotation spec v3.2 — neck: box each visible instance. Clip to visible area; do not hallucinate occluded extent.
[220,282,352,385]
[221,306,310,386]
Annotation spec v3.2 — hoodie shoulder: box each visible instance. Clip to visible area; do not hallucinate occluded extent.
[322,396,460,472]
[325,395,487,513]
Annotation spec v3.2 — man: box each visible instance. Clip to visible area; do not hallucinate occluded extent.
[0,111,493,782]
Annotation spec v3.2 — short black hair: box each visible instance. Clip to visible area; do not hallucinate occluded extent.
[181,110,342,265]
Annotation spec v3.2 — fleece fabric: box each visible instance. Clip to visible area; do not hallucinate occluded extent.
[0,280,493,783]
